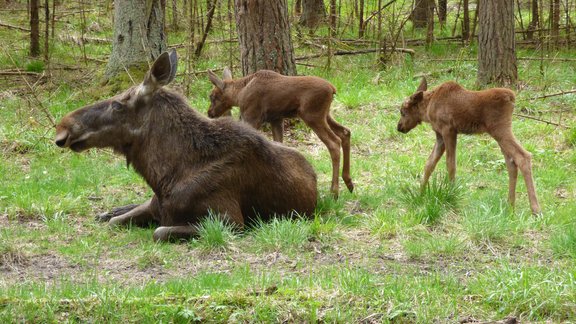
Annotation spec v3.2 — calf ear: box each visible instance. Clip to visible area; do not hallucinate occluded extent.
[208,70,225,90]
[223,67,232,81]
[410,91,424,104]
[417,77,427,92]
[141,49,178,94]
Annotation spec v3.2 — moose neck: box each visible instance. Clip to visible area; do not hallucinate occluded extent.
[226,74,256,106]
[125,90,209,196]
[421,91,434,124]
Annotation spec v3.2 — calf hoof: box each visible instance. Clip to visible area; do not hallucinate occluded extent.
[345,180,354,193]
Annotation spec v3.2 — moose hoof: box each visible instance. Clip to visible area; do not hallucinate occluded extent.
[153,227,170,242]
[96,211,114,223]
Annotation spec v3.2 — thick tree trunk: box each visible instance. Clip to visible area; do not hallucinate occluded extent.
[29,0,40,57]
[235,0,296,76]
[412,0,428,28]
[526,0,538,40]
[438,0,447,24]
[105,0,167,80]
[299,0,325,28]
[478,0,517,87]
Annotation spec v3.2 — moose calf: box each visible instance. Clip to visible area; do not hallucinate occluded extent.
[397,78,541,214]
[207,68,353,199]
[55,50,318,242]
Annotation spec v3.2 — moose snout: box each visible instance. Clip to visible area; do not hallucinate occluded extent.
[55,130,69,147]
[397,123,408,133]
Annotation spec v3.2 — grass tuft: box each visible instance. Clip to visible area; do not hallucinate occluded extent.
[400,177,464,225]
[550,224,576,259]
[251,216,311,252]
[192,212,237,252]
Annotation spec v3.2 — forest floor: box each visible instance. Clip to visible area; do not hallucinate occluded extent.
[1,2,576,323]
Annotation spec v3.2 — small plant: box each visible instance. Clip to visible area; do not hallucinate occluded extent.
[25,60,44,73]
[193,212,237,251]
[565,126,576,147]
[400,177,463,225]
[0,242,28,268]
[463,200,516,244]
[136,248,165,270]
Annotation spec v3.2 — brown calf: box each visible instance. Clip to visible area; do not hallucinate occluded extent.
[55,50,318,242]
[207,68,353,198]
[397,78,541,214]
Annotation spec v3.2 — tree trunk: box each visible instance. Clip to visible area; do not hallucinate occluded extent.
[478,0,517,87]
[299,0,325,28]
[462,0,469,41]
[29,0,40,57]
[235,0,296,76]
[358,0,364,37]
[526,0,538,40]
[105,0,167,80]
[438,0,447,24]
[329,0,336,30]
[426,0,434,45]
[294,0,302,16]
[551,0,560,47]
[172,0,178,30]
[412,0,428,28]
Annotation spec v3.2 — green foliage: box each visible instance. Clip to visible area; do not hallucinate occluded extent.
[251,216,311,252]
[191,212,237,251]
[25,60,44,73]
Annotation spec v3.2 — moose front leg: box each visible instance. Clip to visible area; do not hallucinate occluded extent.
[96,204,141,222]
[108,197,158,227]
[443,131,458,182]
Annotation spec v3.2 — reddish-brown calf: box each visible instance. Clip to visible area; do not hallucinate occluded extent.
[397,78,541,214]
[207,68,354,198]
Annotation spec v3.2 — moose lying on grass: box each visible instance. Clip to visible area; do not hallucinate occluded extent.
[397,78,541,215]
[54,50,318,242]
[206,68,353,199]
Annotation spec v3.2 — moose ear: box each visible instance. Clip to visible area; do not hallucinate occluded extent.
[208,70,225,90]
[223,67,232,81]
[417,77,427,92]
[141,49,178,94]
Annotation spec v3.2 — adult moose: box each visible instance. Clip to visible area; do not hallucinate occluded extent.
[206,68,353,199]
[397,78,541,215]
[55,50,318,242]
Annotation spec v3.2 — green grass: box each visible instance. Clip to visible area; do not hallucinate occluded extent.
[1,1,575,322]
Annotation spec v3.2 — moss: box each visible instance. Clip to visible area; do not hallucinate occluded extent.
[84,63,149,100]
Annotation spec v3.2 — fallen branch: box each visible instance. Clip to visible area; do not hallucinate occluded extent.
[0,21,30,32]
[513,113,565,128]
[527,89,576,100]
[58,34,111,45]
[0,70,42,76]
[413,68,454,79]
[296,47,415,61]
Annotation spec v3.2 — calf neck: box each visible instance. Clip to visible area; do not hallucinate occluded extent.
[397,78,541,214]
[55,50,318,241]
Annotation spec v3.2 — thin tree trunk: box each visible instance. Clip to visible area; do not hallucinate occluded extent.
[438,0,447,24]
[412,0,428,28]
[358,0,364,37]
[426,0,434,45]
[478,0,517,86]
[195,0,216,57]
[299,0,326,28]
[462,0,469,41]
[551,0,560,47]
[30,0,40,56]
[44,0,49,62]
[526,0,539,40]
[172,0,178,30]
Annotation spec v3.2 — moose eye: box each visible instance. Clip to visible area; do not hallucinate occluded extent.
[111,101,123,111]
[400,110,406,117]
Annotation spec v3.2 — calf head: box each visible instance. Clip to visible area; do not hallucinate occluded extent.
[397,77,428,133]
[207,67,234,118]
[55,50,178,152]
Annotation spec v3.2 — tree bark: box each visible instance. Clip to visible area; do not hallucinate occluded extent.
[105,0,167,80]
[299,0,326,28]
[30,0,40,57]
[462,0,469,41]
[425,0,434,45]
[358,0,364,37]
[478,0,517,87]
[234,0,297,76]
[551,0,560,47]
[526,0,538,40]
[172,0,179,30]
[438,0,447,24]
[412,0,428,28]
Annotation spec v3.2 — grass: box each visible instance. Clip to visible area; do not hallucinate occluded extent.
[1,1,575,322]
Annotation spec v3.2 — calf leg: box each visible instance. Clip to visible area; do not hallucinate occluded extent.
[442,131,458,182]
[108,197,158,227]
[302,116,342,198]
[327,115,354,192]
[494,132,541,215]
[421,131,446,190]
[271,119,284,143]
